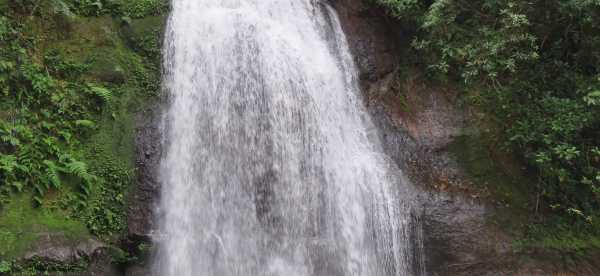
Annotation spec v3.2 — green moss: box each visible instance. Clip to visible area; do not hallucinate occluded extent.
[0,195,88,259]
[448,132,532,231]
[449,134,526,200]
[45,13,163,239]
[119,0,169,18]
[121,15,166,63]
[44,16,163,239]
[0,5,166,271]
[78,86,139,238]
[514,222,600,256]
[0,0,8,13]
[448,128,600,255]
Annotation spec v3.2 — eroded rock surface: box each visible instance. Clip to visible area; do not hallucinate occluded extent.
[21,232,120,275]
[332,0,598,275]
[24,233,105,263]
[128,104,163,242]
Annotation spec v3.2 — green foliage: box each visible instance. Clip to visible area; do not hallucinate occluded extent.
[64,0,168,18]
[78,154,132,237]
[0,195,88,259]
[6,0,168,18]
[377,0,600,241]
[120,0,168,19]
[516,221,600,255]
[109,246,137,265]
[0,1,164,271]
[88,85,112,104]
[10,256,89,274]
[0,261,10,274]
[57,0,120,16]
[0,16,108,206]
[44,49,90,80]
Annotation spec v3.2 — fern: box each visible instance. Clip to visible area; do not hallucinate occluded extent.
[33,183,45,197]
[88,85,112,104]
[0,154,17,173]
[11,181,23,192]
[0,134,19,147]
[16,147,33,174]
[42,160,62,189]
[33,196,44,206]
[75,119,96,128]
[66,160,88,179]
[64,159,97,195]
[49,0,75,17]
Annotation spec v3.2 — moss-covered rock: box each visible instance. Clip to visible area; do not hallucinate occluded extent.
[0,0,8,13]
[119,0,169,19]
[121,15,166,63]
[0,2,167,273]
[0,195,89,260]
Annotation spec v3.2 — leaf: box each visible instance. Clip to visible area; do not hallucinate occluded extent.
[50,0,75,17]
[33,196,43,206]
[66,160,88,178]
[43,160,62,189]
[33,184,45,197]
[75,119,96,128]
[1,135,20,146]
[64,159,97,195]
[121,16,132,26]
[0,260,11,273]
[583,90,600,106]
[92,0,103,10]
[0,154,17,172]
[89,85,112,104]
[11,181,23,192]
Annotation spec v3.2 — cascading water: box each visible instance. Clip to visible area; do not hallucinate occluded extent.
[155,0,424,275]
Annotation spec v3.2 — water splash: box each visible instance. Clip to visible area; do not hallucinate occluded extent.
[156,1,424,275]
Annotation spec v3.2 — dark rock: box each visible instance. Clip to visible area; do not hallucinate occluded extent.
[127,103,163,242]
[88,60,126,84]
[21,232,121,275]
[120,16,167,62]
[125,263,152,276]
[332,0,600,275]
[23,233,105,264]
[84,248,122,276]
[331,0,406,85]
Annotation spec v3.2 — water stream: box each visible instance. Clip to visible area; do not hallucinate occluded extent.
[155,1,424,275]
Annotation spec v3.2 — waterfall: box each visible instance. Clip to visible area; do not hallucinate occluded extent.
[155,0,424,275]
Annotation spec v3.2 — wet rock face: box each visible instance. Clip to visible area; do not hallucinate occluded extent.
[123,103,163,276]
[125,1,495,274]
[22,233,120,275]
[331,0,515,275]
[331,0,403,84]
[128,103,163,242]
[23,233,105,264]
[332,1,600,276]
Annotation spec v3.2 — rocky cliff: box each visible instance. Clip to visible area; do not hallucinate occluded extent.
[124,1,600,275]
[331,0,599,275]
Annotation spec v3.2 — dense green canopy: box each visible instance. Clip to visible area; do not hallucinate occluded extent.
[377,0,600,229]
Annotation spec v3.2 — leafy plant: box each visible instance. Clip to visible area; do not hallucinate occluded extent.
[376,0,600,240]
[0,15,110,206]
[120,0,168,18]
[0,260,11,274]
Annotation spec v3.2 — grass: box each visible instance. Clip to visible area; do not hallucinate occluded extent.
[0,194,89,259]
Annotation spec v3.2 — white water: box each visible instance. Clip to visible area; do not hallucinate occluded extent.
[156,1,424,275]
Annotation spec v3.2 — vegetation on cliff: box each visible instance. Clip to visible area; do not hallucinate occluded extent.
[376,0,600,252]
[0,0,166,272]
